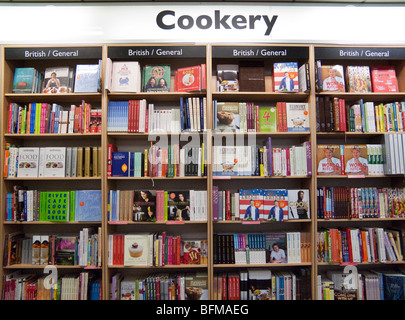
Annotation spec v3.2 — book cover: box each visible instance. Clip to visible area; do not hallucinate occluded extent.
[371,66,398,93]
[175,65,201,92]
[213,146,252,176]
[264,189,288,221]
[185,272,208,300]
[239,189,263,221]
[111,61,141,93]
[344,145,368,175]
[41,147,66,177]
[346,66,372,93]
[285,102,310,132]
[12,67,37,93]
[43,191,70,222]
[73,64,100,93]
[124,234,150,266]
[239,61,265,92]
[215,102,240,132]
[183,240,201,264]
[120,276,137,300]
[17,147,39,177]
[317,145,342,176]
[288,189,310,220]
[54,236,77,265]
[265,233,287,263]
[167,191,190,221]
[320,65,345,92]
[142,65,171,92]
[258,106,277,132]
[247,269,272,300]
[383,272,405,300]
[273,62,299,92]
[43,66,71,94]
[111,152,130,177]
[133,190,157,222]
[74,190,102,222]
[217,64,239,92]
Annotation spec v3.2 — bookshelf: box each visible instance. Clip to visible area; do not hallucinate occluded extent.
[1,42,405,301]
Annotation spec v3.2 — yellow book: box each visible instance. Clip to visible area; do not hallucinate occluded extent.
[92,146,98,177]
[84,147,91,177]
[259,147,264,176]
[77,147,83,177]
[144,149,149,176]
[97,146,102,177]
[375,104,380,132]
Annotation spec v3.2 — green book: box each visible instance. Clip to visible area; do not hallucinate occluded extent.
[69,190,76,222]
[258,106,277,132]
[164,191,168,221]
[43,191,70,222]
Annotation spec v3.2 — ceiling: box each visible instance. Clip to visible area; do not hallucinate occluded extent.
[0,0,404,3]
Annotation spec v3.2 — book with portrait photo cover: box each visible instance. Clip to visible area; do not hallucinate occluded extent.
[142,65,171,92]
[320,65,346,92]
[288,189,310,220]
[316,145,343,176]
[273,62,299,92]
[265,233,287,264]
[344,144,369,175]
[43,66,72,94]
[167,191,190,221]
[133,190,157,222]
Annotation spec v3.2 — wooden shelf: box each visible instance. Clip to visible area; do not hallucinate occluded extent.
[316,92,405,103]
[214,219,311,224]
[4,92,102,103]
[214,263,312,268]
[4,133,102,139]
[107,91,206,102]
[213,175,310,180]
[4,264,102,270]
[5,177,101,181]
[4,221,102,225]
[108,264,208,269]
[212,91,310,102]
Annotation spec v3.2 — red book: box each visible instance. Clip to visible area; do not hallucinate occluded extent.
[201,63,206,90]
[175,65,201,92]
[276,102,282,132]
[145,107,149,133]
[226,190,231,221]
[282,102,287,132]
[255,105,259,132]
[97,109,102,133]
[339,98,346,131]
[135,100,140,133]
[222,274,227,300]
[371,66,398,93]
[107,144,117,177]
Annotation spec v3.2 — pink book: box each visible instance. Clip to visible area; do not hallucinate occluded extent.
[40,103,46,133]
[8,103,13,133]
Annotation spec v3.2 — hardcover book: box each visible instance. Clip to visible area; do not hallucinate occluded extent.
[17,147,39,177]
[344,144,368,175]
[288,189,310,219]
[42,191,70,222]
[175,65,201,92]
[112,152,130,177]
[123,234,150,266]
[258,106,277,132]
[247,269,272,300]
[273,62,299,92]
[346,66,372,93]
[317,145,342,176]
[54,236,77,265]
[320,65,346,92]
[371,66,399,93]
[265,233,287,263]
[263,189,288,221]
[217,64,239,92]
[110,61,141,93]
[185,272,208,300]
[215,102,240,132]
[167,191,190,221]
[73,63,101,93]
[43,66,71,94]
[239,189,263,221]
[286,102,310,132]
[183,240,201,264]
[40,147,66,178]
[74,190,102,222]
[239,61,265,92]
[142,65,171,92]
[12,67,37,93]
[133,190,157,222]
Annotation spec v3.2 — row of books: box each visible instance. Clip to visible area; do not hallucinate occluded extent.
[318,270,405,300]
[108,189,207,222]
[12,64,101,94]
[107,97,207,133]
[213,232,311,265]
[214,268,311,300]
[108,233,207,267]
[3,271,102,300]
[109,144,207,178]
[6,187,101,222]
[213,101,310,133]
[316,62,398,93]
[5,145,102,178]
[106,61,206,93]
[317,227,403,264]
[316,97,405,133]
[213,188,310,222]
[317,187,405,220]
[216,62,310,93]
[112,272,208,300]
[213,140,312,177]
[7,102,102,135]
[4,227,102,267]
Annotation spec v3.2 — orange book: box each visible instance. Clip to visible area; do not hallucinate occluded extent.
[361,231,369,262]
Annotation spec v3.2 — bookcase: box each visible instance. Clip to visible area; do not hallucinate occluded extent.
[1,42,405,301]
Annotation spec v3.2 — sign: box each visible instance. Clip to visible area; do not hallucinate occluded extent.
[108,45,206,59]
[5,47,102,60]
[315,47,405,60]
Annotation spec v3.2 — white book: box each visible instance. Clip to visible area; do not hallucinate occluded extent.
[65,147,72,177]
[41,147,66,177]
[17,147,39,177]
[104,58,113,91]
[203,97,207,132]
[71,147,78,177]
[111,61,141,93]
[398,134,405,174]
[68,105,75,133]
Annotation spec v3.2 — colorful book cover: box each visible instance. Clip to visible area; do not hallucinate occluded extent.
[273,62,299,92]
[258,106,277,132]
[74,190,102,221]
[43,66,71,93]
[317,145,342,176]
[12,67,37,93]
[142,65,171,92]
[217,64,239,92]
[54,236,77,265]
[111,152,130,177]
[133,190,157,222]
[288,189,310,219]
[265,233,287,263]
[167,191,190,221]
[111,61,141,92]
[73,64,100,93]
[183,240,201,264]
[17,147,39,177]
[247,269,272,300]
[215,102,240,132]
[264,189,288,221]
[346,66,372,93]
[239,189,263,221]
[320,65,345,92]
[42,191,70,222]
[184,272,208,300]
[371,66,398,93]
[213,146,252,176]
[123,234,150,266]
[175,65,201,92]
[41,147,66,178]
[286,102,310,132]
[344,144,368,175]
[383,272,405,300]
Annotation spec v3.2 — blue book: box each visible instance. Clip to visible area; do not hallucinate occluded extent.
[180,97,184,132]
[74,190,102,222]
[200,97,204,132]
[112,152,130,177]
[185,98,190,131]
[12,67,36,93]
[30,103,36,134]
[74,64,100,93]
[129,152,135,177]
[383,272,405,300]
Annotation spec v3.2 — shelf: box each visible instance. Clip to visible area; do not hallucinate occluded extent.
[107,176,207,180]
[4,93,102,103]
[212,92,310,102]
[213,175,310,180]
[317,217,405,222]
[214,263,312,268]
[213,131,310,138]
[4,264,102,270]
[107,132,207,139]
[4,133,102,139]
[214,219,311,224]
[108,264,208,269]
[316,92,405,103]
[107,91,206,102]
[317,175,401,179]
[5,177,101,181]
[4,221,102,225]
[317,261,405,267]
[108,221,207,225]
